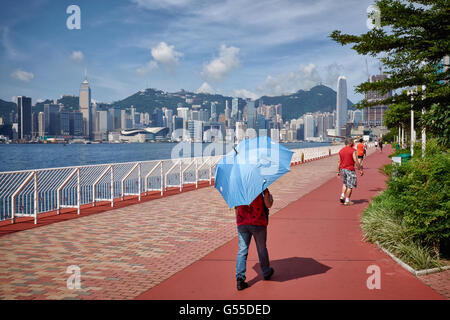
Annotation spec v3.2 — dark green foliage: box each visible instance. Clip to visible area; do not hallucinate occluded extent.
[330,0,450,147]
[385,140,450,254]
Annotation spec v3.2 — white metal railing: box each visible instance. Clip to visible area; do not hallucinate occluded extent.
[0,144,360,224]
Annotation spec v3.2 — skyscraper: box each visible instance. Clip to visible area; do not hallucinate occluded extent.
[336,76,348,137]
[210,102,217,122]
[304,113,315,139]
[246,100,256,129]
[44,103,60,136]
[364,74,391,126]
[79,74,92,138]
[17,96,32,141]
[231,98,238,119]
[225,100,230,122]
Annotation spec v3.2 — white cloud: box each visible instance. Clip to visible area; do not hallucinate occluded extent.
[70,50,84,62]
[196,82,215,94]
[233,88,259,100]
[256,63,322,96]
[136,60,158,75]
[151,42,183,67]
[10,69,34,82]
[202,45,240,82]
[136,42,182,75]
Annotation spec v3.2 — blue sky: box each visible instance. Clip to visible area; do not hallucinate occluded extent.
[0,0,382,104]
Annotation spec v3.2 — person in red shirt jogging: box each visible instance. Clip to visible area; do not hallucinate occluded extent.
[356,138,366,169]
[234,188,274,290]
[338,138,363,206]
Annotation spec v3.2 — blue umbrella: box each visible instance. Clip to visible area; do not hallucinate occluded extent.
[214,136,293,208]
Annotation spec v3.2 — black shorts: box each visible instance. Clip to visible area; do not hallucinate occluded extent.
[358,155,364,159]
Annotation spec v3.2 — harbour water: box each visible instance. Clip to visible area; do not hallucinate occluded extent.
[0,141,330,172]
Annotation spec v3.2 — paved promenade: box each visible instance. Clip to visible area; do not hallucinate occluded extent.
[0,145,447,299]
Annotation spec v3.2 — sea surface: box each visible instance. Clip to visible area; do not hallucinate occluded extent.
[0,141,330,172]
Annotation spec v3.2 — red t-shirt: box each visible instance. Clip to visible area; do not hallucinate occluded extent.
[236,193,268,227]
[339,146,356,171]
[357,143,365,156]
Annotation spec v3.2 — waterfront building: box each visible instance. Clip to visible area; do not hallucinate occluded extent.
[17,96,32,141]
[152,108,164,127]
[79,75,92,138]
[304,113,315,140]
[109,108,121,131]
[44,103,60,136]
[60,111,71,136]
[163,108,173,133]
[38,112,45,138]
[336,76,348,137]
[70,112,84,136]
[187,120,203,142]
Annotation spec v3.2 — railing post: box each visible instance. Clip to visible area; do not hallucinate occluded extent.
[138,163,141,202]
[179,160,183,192]
[195,159,198,188]
[111,165,114,207]
[160,161,163,196]
[77,168,81,215]
[34,171,38,224]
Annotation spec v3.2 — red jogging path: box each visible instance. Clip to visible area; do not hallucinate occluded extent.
[136,145,445,300]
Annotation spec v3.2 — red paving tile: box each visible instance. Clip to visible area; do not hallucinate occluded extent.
[136,146,446,300]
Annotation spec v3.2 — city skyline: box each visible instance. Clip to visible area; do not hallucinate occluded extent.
[1,0,382,104]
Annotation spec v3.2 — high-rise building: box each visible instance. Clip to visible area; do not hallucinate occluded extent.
[60,111,71,136]
[364,74,391,126]
[38,112,45,138]
[151,108,164,127]
[225,100,230,121]
[79,74,92,138]
[304,113,315,139]
[44,103,60,136]
[336,76,348,137]
[246,100,256,129]
[70,112,84,136]
[163,108,173,133]
[231,98,238,119]
[172,116,183,131]
[17,96,32,140]
[109,108,121,131]
[199,109,209,123]
[187,120,203,142]
[210,102,217,122]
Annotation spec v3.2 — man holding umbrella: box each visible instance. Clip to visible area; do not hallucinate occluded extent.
[235,188,274,290]
[214,136,293,291]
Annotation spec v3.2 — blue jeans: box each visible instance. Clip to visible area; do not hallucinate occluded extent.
[236,225,271,281]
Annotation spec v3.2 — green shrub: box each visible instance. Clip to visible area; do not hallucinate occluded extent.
[383,139,450,256]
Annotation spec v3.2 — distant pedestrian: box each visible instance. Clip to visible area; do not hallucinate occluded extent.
[235,188,274,290]
[379,139,383,153]
[374,140,378,149]
[338,138,363,206]
[356,138,365,168]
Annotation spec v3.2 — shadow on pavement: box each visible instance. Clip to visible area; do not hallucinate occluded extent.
[248,257,331,285]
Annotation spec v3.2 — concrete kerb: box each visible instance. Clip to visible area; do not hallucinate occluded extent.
[375,241,450,276]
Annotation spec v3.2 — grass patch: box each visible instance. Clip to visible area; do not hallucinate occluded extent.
[362,192,443,270]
